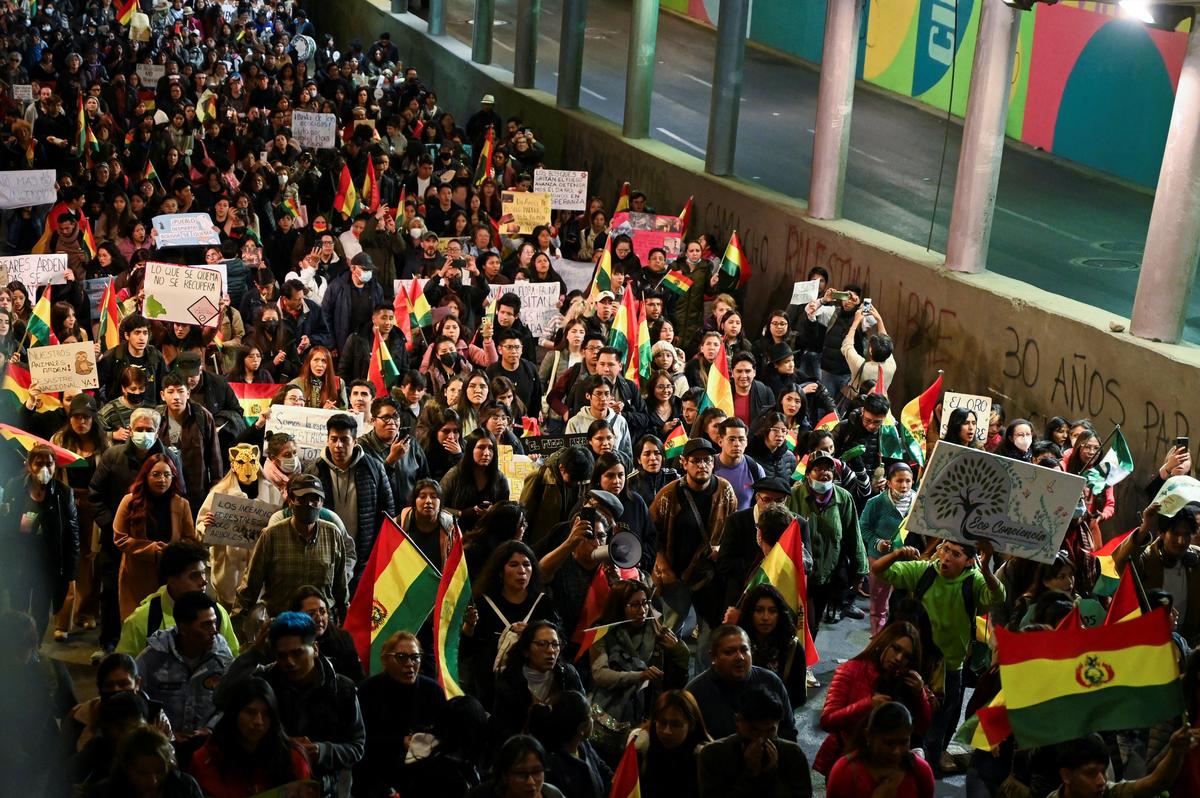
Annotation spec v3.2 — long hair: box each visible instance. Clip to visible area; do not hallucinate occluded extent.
[464,501,525,552]
[460,428,500,481]
[589,451,627,497]
[128,454,185,525]
[945,407,978,447]
[473,539,542,600]
[498,619,561,677]
[209,678,304,785]
[853,620,923,675]
[736,583,799,654]
[454,370,490,417]
[1064,428,1100,475]
[640,689,712,746]
[52,406,110,457]
[296,345,341,408]
[691,406,727,442]
[596,578,649,627]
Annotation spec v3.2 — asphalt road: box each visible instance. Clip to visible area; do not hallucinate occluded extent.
[436,0,1188,341]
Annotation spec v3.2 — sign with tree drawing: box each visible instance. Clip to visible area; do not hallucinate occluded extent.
[906,442,1085,563]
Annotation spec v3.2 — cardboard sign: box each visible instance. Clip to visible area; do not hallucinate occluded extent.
[143,262,223,328]
[291,110,338,149]
[521,433,589,456]
[485,282,562,337]
[135,63,166,83]
[27,342,99,392]
[630,230,681,264]
[790,280,821,306]
[0,169,57,209]
[201,493,280,549]
[84,277,111,319]
[12,85,32,102]
[939,392,992,443]
[533,169,588,211]
[497,444,539,500]
[612,212,682,233]
[1152,475,1200,518]
[501,191,552,234]
[264,405,363,464]
[904,442,1086,564]
[152,213,221,247]
[0,252,68,287]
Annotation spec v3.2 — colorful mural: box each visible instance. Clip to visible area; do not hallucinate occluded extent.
[666,0,1190,187]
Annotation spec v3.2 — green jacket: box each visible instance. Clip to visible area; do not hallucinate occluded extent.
[785,482,867,585]
[116,585,240,657]
[882,560,1006,669]
[674,259,712,350]
[859,490,905,561]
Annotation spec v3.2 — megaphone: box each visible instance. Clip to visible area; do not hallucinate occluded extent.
[591,531,643,570]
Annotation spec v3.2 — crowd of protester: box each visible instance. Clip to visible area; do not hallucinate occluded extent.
[3,1,1200,797]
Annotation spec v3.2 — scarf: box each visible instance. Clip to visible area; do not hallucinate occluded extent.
[523,667,554,702]
[890,489,914,518]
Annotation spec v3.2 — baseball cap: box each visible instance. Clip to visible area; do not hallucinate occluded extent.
[289,474,325,500]
[807,451,836,469]
[481,93,495,104]
[596,291,616,303]
[350,252,376,271]
[681,439,717,459]
[173,351,201,377]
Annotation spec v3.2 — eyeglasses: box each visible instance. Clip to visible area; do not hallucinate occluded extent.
[382,652,421,663]
[509,768,545,780]
[627,600,652,610]
[376,413,398,423]
[769,427,787,435]
[530,639,561,650]
[500,344,522,351]
[687,456,714,465]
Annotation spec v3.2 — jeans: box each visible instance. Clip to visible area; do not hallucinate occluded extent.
[820,368,851,401]
[661,581,713,671]
[806,581,839,641]
[868,572,892,636]
[926,667,965,767]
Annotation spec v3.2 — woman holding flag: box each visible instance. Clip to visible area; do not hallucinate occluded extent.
[731,583,808,707]
[861,463,916,636]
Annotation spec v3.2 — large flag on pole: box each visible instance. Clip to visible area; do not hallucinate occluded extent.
[1084,426,1135,493]
[744,518,819,666]
[678,195,694,239]
[361,157,380,214]
[334,163,361,219]
[899,371,943,463]
[367,330,400,397]
[718,230,751,289]
[432,532,471,697]
[98,278,122,352]
[699,342,734,416]
[588,237,614,300]
[26,286,56,346]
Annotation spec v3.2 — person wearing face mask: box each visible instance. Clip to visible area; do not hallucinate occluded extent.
[995,418,1035,463]
[89,407,186,662]
[320,252,384,360]
[403,228,443,279]
[860,463,916,635]
[1,444,79,640]
[785,451,868,637]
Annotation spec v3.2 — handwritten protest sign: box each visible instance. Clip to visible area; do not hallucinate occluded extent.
[12,85,32,102]
[144,262,223,328]
[939,392,992,443]
[533,169,588,211]
[291,110,338,149]
[135,63,166,83]
[630,230,681,264]
[27,342,99,392]
[152,213,221,248]
[790,280,820,306]
[265,405,363,464]
[1152,476,1200,518]
[498,445,539,500]
[0,252,69,287]
[201,493,279,549]
[905,442,1085,563]
[485,282,561,337]
[0,169,57,208]
[521,433,589,457]
[501,191,552,234]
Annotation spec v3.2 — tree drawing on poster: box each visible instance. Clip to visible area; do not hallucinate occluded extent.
[925,455,1011,542]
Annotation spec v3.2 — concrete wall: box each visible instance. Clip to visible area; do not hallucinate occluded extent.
[311,0,1200,531]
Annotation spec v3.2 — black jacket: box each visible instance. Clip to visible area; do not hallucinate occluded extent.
[339,326,411,384]
[96,343,168,404]
[356,673,446,797]
[716,508,811,608]
[735,380,777,423]
[306,447,397,588]
[491,662,584,745]
[3,475,79,601]
[89,441,186,545]
[189,371,247,441]
[819,307,862,376]
[321,272,386,358]
[486,358,542,419]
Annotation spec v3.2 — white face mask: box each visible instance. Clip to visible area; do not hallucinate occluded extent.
[809,477,833,495]
[359,270,373,283]
[36,466,52,485]
[410,229,422,240]
[278,455,300,474]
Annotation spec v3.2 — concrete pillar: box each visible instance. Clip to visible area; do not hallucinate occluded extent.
[513,0,541,89]
[623,0,660,138]
[1131,29,1200,342]
[557,0,588,109]
[472,0,496,64]
[428,0,446,36]
[808,0,863,220]
[391,0,409,14]
[705,0,750,175]
[944,0,1019,273]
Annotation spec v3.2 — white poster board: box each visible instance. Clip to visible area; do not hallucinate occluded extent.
[939,392,992,444]
[12,85,32,102]
[264,405,363,464]
[1152,476,1200,518]
[143,261,223,328]
[790,280,820,306]
[201,493,279,549]
[905,442,1086,564]
[135,63,166,83]
[27,342,99,392]
[533,169,588,211]
[485,282,561,337]
[0,169,57,209]
[0,252,68,287]
[291,110,338,149]
[152,213,221,248]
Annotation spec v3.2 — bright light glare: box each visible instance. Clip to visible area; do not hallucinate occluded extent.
[1120,0,1156,24]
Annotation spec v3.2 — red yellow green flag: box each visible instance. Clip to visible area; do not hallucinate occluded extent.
[635,299,652,383]
[899,372,943,461]
[574,620,629,662]
[117,0,136,25]
[143,158,161,188]
[1093,530,1134,597]
[570,568,612,646]
[678,195,693,239]
[393,284,413,352]
[745,518,819,666]
[197,90,218,123]
[361,157,380,213]
[614,181,630,214]
[791,453,809,481]
[344,516,441,675]
[26,287,55,346]
[661,270,692,297]
[32,201,70,254]
[1,364,61,411]
[0,421,86,468]
[79,213,98,258]
[609,738,641,798]
[282,196,303,220]
[609,288,637,376]
[98,278,122,352]
[956,691,1012,752]
[231,383,284,423]
[719,230,751,289]
[1104,564,1145,625]
[367,330,400,397]
[432,533,472,697]
[474,127,495,187]
[994,607,1182,748]
[76,94,88,156]
[815,411,839,432]
[24,137,35,167]
[664,424,687,459]
[588,237,614,300]
[408,277,432,328]
[334,163,361,219]
[699,342,734,416]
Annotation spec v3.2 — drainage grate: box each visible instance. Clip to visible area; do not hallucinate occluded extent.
[1095,241,1144,254]
[1071,257,1141,271]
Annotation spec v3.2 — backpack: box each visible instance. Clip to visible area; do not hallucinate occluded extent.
[484,592,544,673]
[910,563,990,686]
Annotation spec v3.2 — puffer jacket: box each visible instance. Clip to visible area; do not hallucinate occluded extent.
[135,628,234,735]
[305,446,396,588]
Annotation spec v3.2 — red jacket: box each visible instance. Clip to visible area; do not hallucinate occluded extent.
[814,658,932,776]
[187,737,312,798]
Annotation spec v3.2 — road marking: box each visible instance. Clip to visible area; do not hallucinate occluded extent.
[995,205,1092,244]
[850,146,885,164]
[495,39,515,51]
[656,127,706,156]
[685,73,713,88]
[581,85,607,101]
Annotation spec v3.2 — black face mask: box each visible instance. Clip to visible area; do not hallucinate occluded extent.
[262,321,279,333]
[438,352,457,368]
[125,391,145,404]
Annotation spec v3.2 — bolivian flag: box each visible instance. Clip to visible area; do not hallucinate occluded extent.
[610,738,641,798]
[574,620,629,662]
[662,269,692,297]
[521,417,541,438]
[664,424,687,459]
[1103,564,1146,626]
[955,691,1012,753]
[609,288,637,375]
[26,287,55,346]
[367,330,400,397]
[994,606,1182,748]
[76,94,88,157]
[678,195,693,239]
[474,127,494,187]
[361,157,380,214]
[393,283,413,351]
[197,90,218,123]
[116,0,136,25]
[344,516,441,675]
[698,342,733,416]
[1093,530,1134,597]
[334,163,361,219]
[634,300,652,383]
[815,411,839,432]
[79,213,98,258]
[791,453,809,481]
[231,383,284,423]
[614,181,630,214]
[32,201,70,254]
[0,422,86,467]
[588,237,614,300]
[745,518,818,666]
[1,364,61,411]
[900,372,943,462]
[408,277,432,329]
[719,230,751,289]
[281,196,303,220]
[98,278,122,352]
[432,533,471,697]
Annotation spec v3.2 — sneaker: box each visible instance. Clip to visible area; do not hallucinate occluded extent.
[806,668,821,688]
[52,630,68,643]
[841,604,866,620]
[79,619,96,631]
